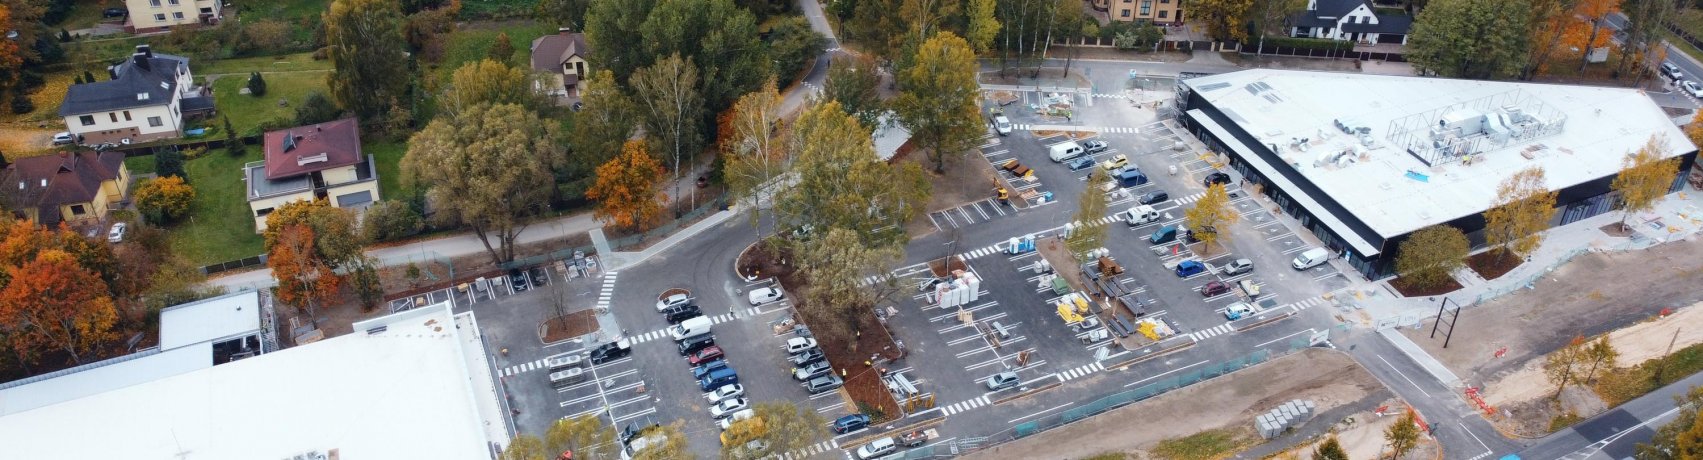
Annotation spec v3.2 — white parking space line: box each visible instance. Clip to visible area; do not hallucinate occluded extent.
[1124,360,1211,387]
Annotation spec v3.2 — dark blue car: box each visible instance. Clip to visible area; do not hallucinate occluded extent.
[833,413,871,434]
[1175,260,1206,277]
[1067,156,1095,171]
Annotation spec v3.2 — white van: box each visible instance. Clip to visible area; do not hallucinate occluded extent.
[1048,141,1085,162]
[1292,247,1331,270]
[1122,205,1160,226]
[669,316,713,341]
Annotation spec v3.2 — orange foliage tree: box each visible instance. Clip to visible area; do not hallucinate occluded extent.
[0,250,120,366]
[0,4,25,101]
[267,225,341,325]
[586,140,668,231]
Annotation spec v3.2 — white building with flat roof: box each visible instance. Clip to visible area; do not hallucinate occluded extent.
[0,302,508,459]
[1177,69,1698,278]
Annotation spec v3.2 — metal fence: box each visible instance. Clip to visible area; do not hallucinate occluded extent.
[1471,247,1589,305]
[203,254,264,275]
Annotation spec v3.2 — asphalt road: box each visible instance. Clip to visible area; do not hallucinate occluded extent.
[1518,369,1703,459]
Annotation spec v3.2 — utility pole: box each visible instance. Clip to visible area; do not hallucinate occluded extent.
[1654,327,1681,385]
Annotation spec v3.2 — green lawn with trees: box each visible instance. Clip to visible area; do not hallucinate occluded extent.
[211,72,331,137]
[167,149,267,266]
[191,52,334,76]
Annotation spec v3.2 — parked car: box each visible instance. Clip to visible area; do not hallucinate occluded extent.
[1122,205,1161,227]
[656,293,693,312]
[805,374,843,394]
[1221,258,1254,276]
[1175,260,1206,277]
[106,222,127,243]
[508,269,529,292]
[692,359,729,380]
[1099,154,1128,171]
[855,437,897,460]
[1066,156,1095,171]
[589,339,631,364]
[1150,225,1180,244]
[662,304,702,324]
[1203,171,1232,188]
[715,408,755,429]
[687,345,724,366]
[677,334,717,356]
[1199,280,1231,296]
[897,430,929,447]
[747,287,784,305]
[792,361,831,381]
[788,348,826,367]
[985,371,1020,391]
[1664,62,1685,81]
[620,414,659,444]
[784,337,817,354]
[102,7,126,17]
[705,383,744,404]
[1224,301,1256,320]
[51,132,75,145]
[832,414,872,434]
[528,267,549,287]
[710,397,750,418]
[1082,139,1109,154]
[991,115,1013,136]
[1138,190,1170,205]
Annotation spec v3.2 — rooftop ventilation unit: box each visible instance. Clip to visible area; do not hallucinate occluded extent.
[296,153,329,166]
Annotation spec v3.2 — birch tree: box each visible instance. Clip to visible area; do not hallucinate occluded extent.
[1483,167,1557,261]
[723,81,791,240]
[1611,135,1680,230]
[631,53,705,211]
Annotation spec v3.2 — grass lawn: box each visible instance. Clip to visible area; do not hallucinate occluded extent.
[192,52,332,76]
[167,148,266,266]
[0,69,77,123]
[365,140,414,200]
[125,154,157,175]
[238,0,330,22]
[432,21,552,82]
[54,0,116,31]
[211,71,329,136]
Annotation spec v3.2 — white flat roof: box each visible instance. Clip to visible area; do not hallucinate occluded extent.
[1186,69,1695,238]
[159,290,263,350]
[0,304,499,460]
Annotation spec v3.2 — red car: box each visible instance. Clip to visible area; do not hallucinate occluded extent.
[1200,281,1231,297]
[688,345,724,366]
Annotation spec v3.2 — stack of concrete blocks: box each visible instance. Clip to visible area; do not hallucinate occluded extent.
[1255,399,1317,439]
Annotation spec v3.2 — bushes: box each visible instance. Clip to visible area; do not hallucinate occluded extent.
[135,176,197,224]
[1255,36,1354,52]
[1595,342,1703,406]
[247,72,268,97]
[361,200,424,242]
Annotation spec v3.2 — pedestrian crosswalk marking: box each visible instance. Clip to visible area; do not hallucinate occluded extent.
[1057,362,1106,382]
[940,395,992,416]
[594,271,619,312]
[781,439,840,460]
[1011,124,1140,134]
[1190,323,1236,341]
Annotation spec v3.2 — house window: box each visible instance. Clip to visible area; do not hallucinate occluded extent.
[1159,10,1168,18]
[1121,9,1130,17]
[79,115,95,126]
[1140,0,1151,15]
[148,116,163,127]
[149,0,160,6]
[172,12,183,19]
[335,190,374,208]
[109,113,118,123]
[69,204,86,216]
[168,0,179,4]
[123,111,131,121]
[200,7,211,13]
[154,13,166,22]
[255,207,274,217]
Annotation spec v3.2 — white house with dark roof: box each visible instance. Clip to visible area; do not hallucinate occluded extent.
[57,45,212,145]
[1290,0,1412,45]
[530,28,591,98]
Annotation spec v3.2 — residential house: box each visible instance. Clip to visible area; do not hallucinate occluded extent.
[530,28,591,98]
[123,0,222,34]
[2,151,131,226]
[59,45,214,146]
[244,118,380,232]
[1290,0,1412,45]
[1105,0,1183,24]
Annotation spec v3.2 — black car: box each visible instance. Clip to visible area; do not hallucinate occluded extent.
[788,347,825,367]
[1203,171,1232,188]
[677,334,716,356]
[589,340,631,364]
[1082,140,1110,154]
[662,304,702,324]
[102,7,126,17]
[528,267,549,287]
[620,414,659,444]
[507,269,528,292]
[1139,190,1170,205]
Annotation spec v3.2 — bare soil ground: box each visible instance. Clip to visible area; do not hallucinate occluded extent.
[0,126,57,156]
[1276,402,1441,460]
[541,310,599,343]
[896,142,1004,238]
[1388,275,1462,297]
[1466,250,1523,280]
[1403,239,1703,387]
[962,349,1386,460]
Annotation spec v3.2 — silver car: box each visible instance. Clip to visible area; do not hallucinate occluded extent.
[985,371,1020,391]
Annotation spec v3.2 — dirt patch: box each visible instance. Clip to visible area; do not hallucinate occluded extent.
[1388,275,1462,297]
[1491,386,1606,437]
[1600,222,1635,237]
[895,140,1004,238]
[541,309,599,343]
[1466,250,1522,281]
[1403,240,1703,388]
[963,349,1386,459]
[1276,402,1440,460]
[0,126,58,156]
[927,256,967,278]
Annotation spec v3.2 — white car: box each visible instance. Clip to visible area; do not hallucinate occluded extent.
[1684,80,1703,98]
[747,287,783,305]
[655,293,692,312]
[991,115,1012,135]
[716,408,755,430]
[51,132,75,145]
[106,222,126,243]
[784,337,818,354]
[855,437,897,459]
[705,384,744,404]
[710,397,749,418]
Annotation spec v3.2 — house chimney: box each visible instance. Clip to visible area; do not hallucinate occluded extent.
[132,53,150,71]
[136,44,152,58]
[107,65,118,80]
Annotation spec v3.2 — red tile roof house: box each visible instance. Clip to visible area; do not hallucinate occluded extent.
[243,118,380,232]
[530,28,591,98]
[2,151,132,227]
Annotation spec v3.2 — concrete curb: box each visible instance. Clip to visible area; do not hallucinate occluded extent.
[1378,328,1461,387]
